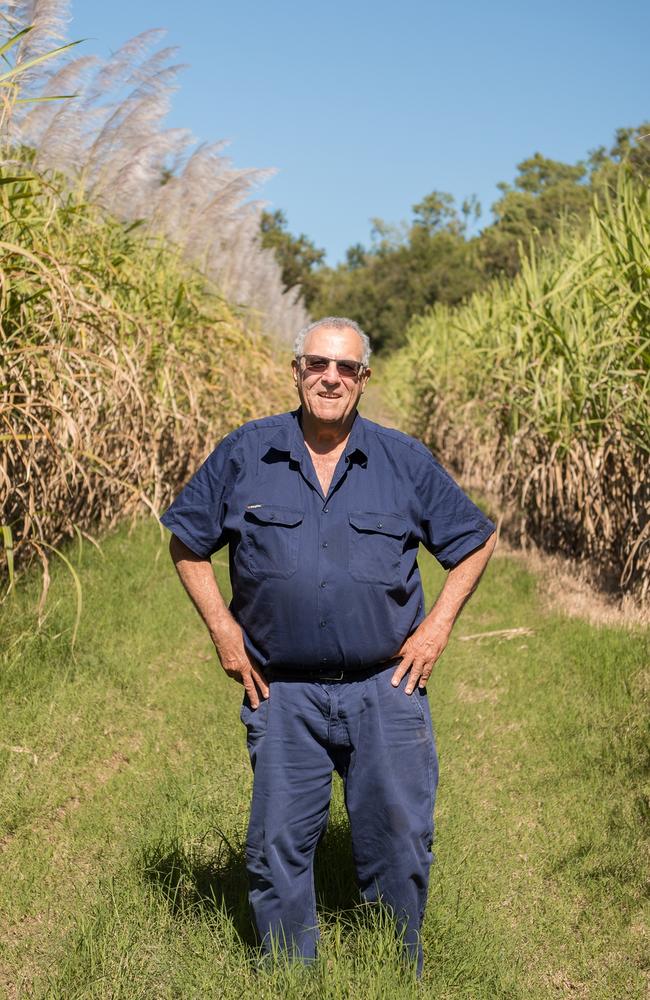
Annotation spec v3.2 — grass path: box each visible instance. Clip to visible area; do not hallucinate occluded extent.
[1,518,648,999]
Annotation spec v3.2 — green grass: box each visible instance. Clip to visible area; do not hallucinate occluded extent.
[0,521,647,998]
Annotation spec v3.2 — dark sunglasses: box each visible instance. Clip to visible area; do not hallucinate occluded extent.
[299,354,366,379]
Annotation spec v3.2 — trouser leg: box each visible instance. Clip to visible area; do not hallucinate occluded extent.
[241,682,333,961]
[342,667,438,975]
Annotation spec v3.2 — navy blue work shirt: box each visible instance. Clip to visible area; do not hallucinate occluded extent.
[160,407,495,671]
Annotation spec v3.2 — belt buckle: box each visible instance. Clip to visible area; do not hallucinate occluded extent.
[318,668,345,681]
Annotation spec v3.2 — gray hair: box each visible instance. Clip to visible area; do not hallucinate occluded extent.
[294,316,372,366]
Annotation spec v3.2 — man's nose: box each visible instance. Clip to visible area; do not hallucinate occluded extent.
[321,361,341,381]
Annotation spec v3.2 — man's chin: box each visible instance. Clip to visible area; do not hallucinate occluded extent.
[314,408,346,423]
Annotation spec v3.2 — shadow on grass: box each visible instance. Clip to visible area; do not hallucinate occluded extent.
[141,814,361,948]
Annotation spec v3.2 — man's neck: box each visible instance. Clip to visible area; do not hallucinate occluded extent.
[299,408,357,456]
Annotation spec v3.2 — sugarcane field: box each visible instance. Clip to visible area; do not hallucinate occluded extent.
[1,4,648,999]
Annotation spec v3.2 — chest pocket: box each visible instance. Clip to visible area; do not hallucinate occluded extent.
[243,505,304,579]
[348,511,407,586]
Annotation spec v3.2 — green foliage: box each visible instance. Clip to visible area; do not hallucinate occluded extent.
[477,154,593,277]
[412,190,459,232]
[511,152,587,193]
[590,122,650,191]
[477,127,650,278]
[310,192,481,353]
[387,169,650,597]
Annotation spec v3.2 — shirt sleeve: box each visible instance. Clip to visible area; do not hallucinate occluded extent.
[159,435,237,558]
[416,452,496,569]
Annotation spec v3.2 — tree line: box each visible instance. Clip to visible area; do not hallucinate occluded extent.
[260,124,650,352]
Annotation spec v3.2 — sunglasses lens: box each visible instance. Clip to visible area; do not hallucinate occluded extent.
[305,356,328,372]
[302,355,362,377]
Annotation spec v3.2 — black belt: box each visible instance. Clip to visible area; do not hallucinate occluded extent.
[267,658,401,683]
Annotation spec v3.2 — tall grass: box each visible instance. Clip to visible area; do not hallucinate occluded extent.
[0,6,298,596]
[2,1,308,340]
[387,171,649,599]
[0,152,292,594]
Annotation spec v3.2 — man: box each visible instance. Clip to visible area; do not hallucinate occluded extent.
[160,316,496,974]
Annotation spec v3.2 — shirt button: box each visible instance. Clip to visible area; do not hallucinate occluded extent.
[320,620,327,628]
[323,507,329,513]
[322,541,328,548]
[321,657,328,663]
[377,521,383,528]
[320,581,327,588]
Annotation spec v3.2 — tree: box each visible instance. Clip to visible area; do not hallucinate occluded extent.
[512,153,586,193]
[310,191,482,352]
[590,123,650,192]
[412,190,458,233]
[478,154,592,277]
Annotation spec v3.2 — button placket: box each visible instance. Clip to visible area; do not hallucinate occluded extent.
[318,499,334,660]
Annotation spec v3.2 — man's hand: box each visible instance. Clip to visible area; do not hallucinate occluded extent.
[391,620,450,694]
[391,531,497,695]
[211,620,269,710]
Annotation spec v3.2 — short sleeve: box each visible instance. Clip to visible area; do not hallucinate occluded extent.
[416,453,495,569]
[159,435,237,558]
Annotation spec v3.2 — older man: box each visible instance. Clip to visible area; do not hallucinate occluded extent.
[160,316,496,974]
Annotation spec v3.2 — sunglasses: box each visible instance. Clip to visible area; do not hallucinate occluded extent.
[299,354,366,379]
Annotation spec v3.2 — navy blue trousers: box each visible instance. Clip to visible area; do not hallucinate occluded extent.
[240,664,439,973]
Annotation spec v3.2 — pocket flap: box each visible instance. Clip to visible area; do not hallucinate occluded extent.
[348,511,407,538]
[244,505,304,527]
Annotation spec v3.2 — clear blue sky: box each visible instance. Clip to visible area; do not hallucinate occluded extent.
[68,0,649,264]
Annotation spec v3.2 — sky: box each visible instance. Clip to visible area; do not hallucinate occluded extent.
[67,0,649,264]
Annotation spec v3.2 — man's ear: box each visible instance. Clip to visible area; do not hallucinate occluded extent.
[361,367,371,392]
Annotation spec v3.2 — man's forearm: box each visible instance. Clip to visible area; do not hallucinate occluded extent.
[168,534,237,643]
[426,530,497,632]
[169,534,269,704]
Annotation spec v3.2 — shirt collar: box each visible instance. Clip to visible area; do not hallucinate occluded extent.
[264,408,368,467]
[263,409,306,463]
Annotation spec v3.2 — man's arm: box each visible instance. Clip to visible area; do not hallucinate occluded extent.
[169,534,269,708]
[391,530,497,694]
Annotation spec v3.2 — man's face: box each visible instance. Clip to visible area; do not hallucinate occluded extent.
[292,325,371,427]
